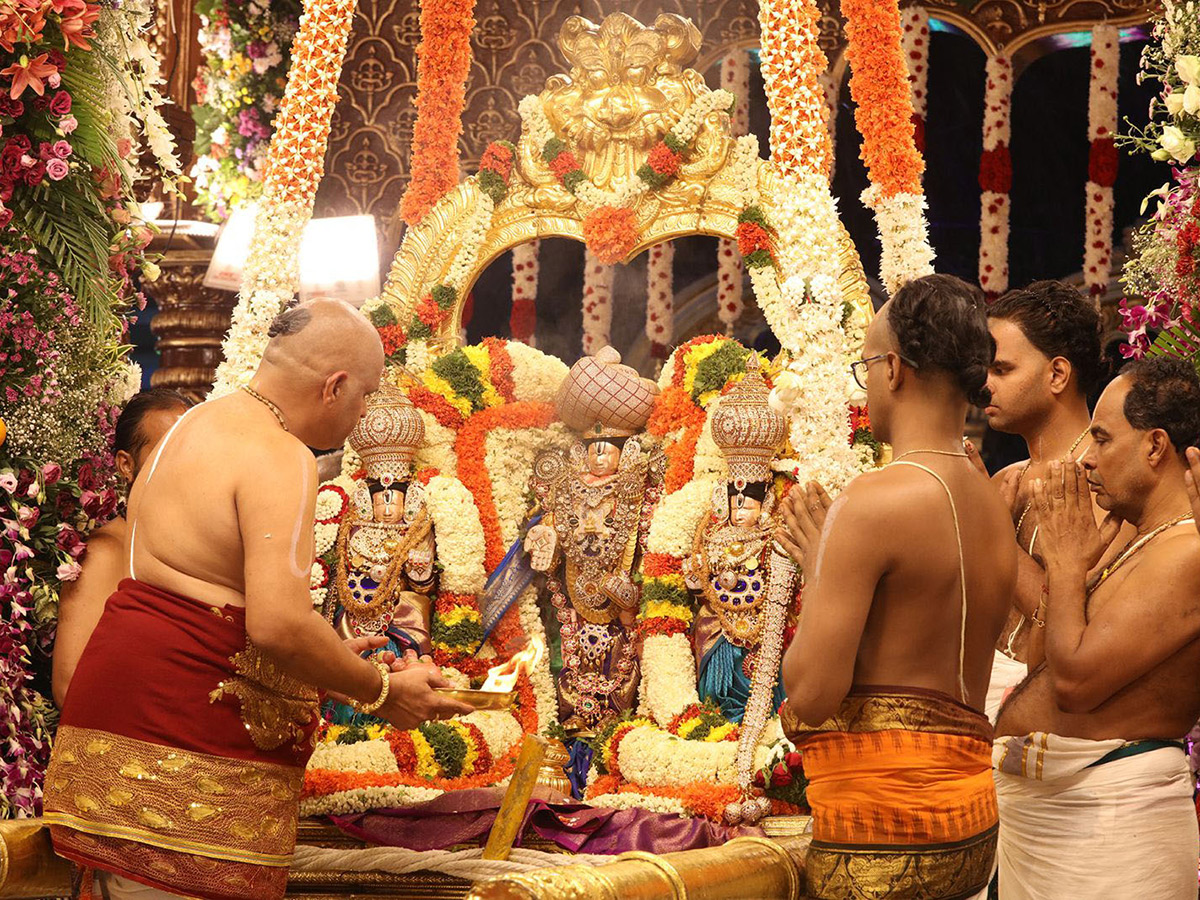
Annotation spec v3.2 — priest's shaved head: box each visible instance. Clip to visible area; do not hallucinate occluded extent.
[256,297,385,450]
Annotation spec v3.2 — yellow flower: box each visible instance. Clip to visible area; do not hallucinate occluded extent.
[410,729,440,780]
[681,340,726,398]
[643,599,694,622]
[676,718,702,739]
[707,723,737,742]
[439,605,483,628]
[422,370,473,417]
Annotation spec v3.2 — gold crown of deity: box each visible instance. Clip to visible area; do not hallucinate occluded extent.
[348,384,425,485]
[710,359,787,484]
[555,346,659,439]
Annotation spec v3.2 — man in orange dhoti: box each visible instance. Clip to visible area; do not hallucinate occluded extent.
[777,275,1017,899]
[43,301,472,900]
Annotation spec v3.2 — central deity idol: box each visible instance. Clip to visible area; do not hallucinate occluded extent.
[525,347,665,732]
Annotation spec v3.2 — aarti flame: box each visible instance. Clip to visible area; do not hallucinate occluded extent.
[480,637,545,693]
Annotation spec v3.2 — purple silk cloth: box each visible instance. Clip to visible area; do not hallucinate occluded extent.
[327,786,764,855]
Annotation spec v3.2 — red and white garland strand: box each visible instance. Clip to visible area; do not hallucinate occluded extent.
[582,248,614,356]
[510,240,539,346]
[1085,25,1120,300]
[979,54,1013,298]
[718,51,751,331]
[901,6,930,155]
[646,242,675,360]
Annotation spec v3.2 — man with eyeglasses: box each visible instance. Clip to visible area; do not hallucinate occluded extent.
[775,274,1016,900]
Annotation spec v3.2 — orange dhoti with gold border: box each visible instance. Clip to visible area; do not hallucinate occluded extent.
[43,579,319,900]
[782,686,998,900]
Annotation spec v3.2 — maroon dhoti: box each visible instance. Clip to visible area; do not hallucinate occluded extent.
[43,579,319,900]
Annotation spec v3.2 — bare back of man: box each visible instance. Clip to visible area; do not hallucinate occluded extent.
[843,461,1016,708]
[997,529,1200,741]
[127,395,309,610]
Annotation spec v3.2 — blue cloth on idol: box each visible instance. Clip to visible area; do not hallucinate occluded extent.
[476,514,541,650]
[325,612,422,727]
[566,739,593,800]
[697,635,784,725]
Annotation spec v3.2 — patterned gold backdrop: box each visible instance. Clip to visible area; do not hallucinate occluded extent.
[311,0,847,253]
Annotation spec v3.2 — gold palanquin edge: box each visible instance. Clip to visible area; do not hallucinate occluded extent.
[379,161,872,354]
[920,4,1157,58]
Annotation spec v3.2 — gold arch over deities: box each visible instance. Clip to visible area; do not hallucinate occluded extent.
[379,11,870,352]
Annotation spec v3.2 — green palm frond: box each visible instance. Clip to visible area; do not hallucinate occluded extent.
[1149,317,1200,372]
[11,185,121,329]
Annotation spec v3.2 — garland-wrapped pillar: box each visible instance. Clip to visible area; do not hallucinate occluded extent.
[1085,25,1120,301]
[718,51,751,332]
[841,0,936,293]
[646,241,675,360]
[210,0,359,397]
[901,6,930,156]
[582,249,614,356]
[510,240,539,346]
[979,54,1013,299]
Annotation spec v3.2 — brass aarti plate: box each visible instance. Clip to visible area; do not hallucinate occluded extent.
[436,688,517,711]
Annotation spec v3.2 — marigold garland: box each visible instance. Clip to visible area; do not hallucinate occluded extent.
[583,205,639,265]
[210,0,358,397]
[399,0,477,225]
[453,401,557,570]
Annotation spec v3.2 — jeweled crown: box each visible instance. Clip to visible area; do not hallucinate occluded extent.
[710,358,787,483]
[348,384,425,484]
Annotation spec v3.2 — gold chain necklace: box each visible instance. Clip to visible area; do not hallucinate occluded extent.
[891,448,970,462]
[1014,427,1090,537]
[241,385,289,432]
[1088,513,1195,595]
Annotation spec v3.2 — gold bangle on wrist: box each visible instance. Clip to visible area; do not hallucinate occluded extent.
[351,659,390,715]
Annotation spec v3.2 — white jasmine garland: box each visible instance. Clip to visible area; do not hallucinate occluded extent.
[645,478,717,556]
[901,6,931,121]
[423,475,487,595]
[639,634,699,725]
[507,341,569,404]
[300,785,443,818]
[309,739,399,774]
[510,240,540,346]
[515,582,557,731]
[586,791,690,816]
[718,53,751,330]
[863,186,937,293]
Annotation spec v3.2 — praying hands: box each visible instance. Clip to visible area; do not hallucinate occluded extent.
[775,480,832,573]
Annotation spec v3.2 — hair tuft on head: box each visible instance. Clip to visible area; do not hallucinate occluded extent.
[1122,355,1200,454]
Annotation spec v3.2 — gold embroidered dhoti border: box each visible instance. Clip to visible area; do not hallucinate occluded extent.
[805,825,998,900]
[45,726,305,899]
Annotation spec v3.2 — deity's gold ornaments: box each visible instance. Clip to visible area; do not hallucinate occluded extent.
[526,348,665,732]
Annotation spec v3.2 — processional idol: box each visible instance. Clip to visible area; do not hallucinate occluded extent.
[525,347,665,733]
[325,384,436,724]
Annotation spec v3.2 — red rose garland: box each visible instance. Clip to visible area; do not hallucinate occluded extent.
[900,6,930,155]
[510,240,539,344]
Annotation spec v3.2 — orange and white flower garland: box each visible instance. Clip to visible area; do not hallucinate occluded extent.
[510,241,539,345]
[979,54,1013,298]
[1085,25,1120,299]
[211,0,357,398]
[842,0,936,294]
[581,249,613,356]
[718,51,750,330]
[646,242,674,360]
[901,6,931,155]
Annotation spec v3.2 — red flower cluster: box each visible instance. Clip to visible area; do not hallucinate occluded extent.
[1088,137,1118,188]
[582,205,639,265]
[978,146,1012,195]
[416,292,449,329]
[479,141,514,180]
[646,142,682,177]
[736,220,772,257]
[548,150,580,180]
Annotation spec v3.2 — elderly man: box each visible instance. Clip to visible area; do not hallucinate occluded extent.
[42,300,471,900]
[994,355,1200,899]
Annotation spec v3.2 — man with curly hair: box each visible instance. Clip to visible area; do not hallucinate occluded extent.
[979,281,1133,720]
[778,274,1016,900]
[994,355,1200,899]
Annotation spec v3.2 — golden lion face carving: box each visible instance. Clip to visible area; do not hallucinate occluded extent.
[541,13,706,184]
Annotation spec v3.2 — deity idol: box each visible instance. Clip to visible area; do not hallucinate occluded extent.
[683,362,794,725]
[327,385,435,722]
[525,347,665,732]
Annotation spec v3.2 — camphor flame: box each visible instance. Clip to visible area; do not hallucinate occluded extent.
[480,636,545,693]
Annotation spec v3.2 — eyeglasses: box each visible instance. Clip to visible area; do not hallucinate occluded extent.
[850,353,918,390]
